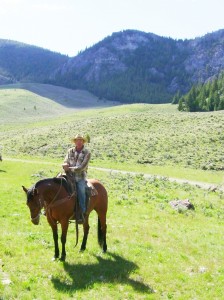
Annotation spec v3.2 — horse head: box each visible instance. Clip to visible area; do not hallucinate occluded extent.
[22,185,42,225]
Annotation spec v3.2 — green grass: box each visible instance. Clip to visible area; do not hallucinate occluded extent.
[0,88,72,123]
[1,85,224,299]
[90,161,224,185]
[1,160,224,299]
[1,90,224,183]
[0,84,117,124]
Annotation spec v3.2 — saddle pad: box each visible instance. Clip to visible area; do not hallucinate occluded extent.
[87,182,98,196]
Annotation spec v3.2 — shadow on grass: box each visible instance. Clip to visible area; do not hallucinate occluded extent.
[0,169,6,173]
[51,252,153,294]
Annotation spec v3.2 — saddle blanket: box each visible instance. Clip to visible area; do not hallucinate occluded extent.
[87,181,98,196]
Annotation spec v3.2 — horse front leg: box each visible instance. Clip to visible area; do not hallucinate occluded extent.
[80,214,90,252]
[51,225,59,260]
[60,221,69,261]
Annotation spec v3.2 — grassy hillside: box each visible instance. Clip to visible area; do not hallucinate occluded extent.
[0,160,224,299]
[0,92,224,184]
[1,87,224,299]
[0,88,71,123]
[0,84,117,123]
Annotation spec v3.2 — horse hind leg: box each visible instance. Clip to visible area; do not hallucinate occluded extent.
[60,221,69,261]
[98,215,107,253]
[80,215,90,252]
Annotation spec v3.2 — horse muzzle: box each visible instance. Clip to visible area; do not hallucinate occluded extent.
[31,214,40,225]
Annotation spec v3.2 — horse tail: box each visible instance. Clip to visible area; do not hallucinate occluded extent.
[97,217,103,247]
[75,218,79,247]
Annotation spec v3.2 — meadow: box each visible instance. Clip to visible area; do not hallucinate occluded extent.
[0,85,224,299]
[1,88,224,184]
[0,160,224,299]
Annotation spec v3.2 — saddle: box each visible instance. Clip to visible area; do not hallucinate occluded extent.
[57,172,98,197]
[56,172,98,224]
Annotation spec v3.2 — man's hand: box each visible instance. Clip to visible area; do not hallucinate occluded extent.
[62,163,70,172]
[69,166,78,171]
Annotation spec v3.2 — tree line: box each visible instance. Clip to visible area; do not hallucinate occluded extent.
[173,72,224,112]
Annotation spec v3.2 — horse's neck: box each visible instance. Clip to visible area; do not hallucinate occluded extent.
[40,183,66,204]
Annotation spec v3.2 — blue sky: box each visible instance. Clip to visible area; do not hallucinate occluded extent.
[0,0,223,56]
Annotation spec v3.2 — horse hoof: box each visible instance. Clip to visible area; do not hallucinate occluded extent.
[60,256,66,261]
[52,257,58,261]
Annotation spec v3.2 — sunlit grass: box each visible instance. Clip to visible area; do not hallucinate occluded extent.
[0,160,224,299]
[1,88,224,299]
[1,101,224,184]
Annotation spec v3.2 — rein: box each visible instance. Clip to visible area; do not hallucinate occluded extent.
[32,179,74,221]
[44,178,76,209]
[44,181,78,247]
[45,192,76,209]
[31,177,79,248]
[47,178,63,206]
[44,179,76,224]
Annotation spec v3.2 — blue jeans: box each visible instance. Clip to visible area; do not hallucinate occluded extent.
[76,180,87,213]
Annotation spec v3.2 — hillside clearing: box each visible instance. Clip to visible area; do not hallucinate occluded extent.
[0,160,224,299]
[0,83,118,123]
[1,102,224,183]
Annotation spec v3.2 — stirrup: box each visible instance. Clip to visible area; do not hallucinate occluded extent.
[77,213,85,224]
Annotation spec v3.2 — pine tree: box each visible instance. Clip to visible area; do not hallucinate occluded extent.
[177,72,224,112]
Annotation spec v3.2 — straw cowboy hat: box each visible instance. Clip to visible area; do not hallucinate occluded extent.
[71,134,88,143]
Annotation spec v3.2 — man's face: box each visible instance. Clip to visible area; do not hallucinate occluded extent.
[75,139,84,148]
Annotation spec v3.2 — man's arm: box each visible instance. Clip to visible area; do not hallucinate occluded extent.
[62,151,70,172]
[70,152,91,172]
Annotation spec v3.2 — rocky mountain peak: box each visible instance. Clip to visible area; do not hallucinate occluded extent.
[1,29,224,104]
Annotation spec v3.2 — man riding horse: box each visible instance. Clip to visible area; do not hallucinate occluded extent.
[62,134,91,223]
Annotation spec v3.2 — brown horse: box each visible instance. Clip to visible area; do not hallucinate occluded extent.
[22,177,108,261]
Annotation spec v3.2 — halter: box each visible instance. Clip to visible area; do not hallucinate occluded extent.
[30,178,76,224]
[31,197,42,223]
[30,179,63,222]
[31,213,41,222]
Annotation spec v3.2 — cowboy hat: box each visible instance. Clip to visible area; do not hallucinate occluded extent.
[71,134,87,143]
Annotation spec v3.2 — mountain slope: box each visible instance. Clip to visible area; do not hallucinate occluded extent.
[0,39,68,84]
[1,29,224,104]
[51,30,188,103]
[51,29,224,103]
[185,30,224,83]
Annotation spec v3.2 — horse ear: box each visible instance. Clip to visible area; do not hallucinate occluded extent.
[22,186,28,193]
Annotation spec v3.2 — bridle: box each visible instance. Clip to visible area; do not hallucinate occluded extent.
[30,178,76,223]
[30,197,42,223]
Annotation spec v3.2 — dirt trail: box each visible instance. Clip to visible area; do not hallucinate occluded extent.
[90,167,223,191]
[3,157,223,191]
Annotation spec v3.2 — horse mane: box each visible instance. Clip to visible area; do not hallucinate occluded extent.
[52,177,70,193]
[34,177,70,193]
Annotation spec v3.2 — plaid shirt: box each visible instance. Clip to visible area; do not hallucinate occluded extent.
[64,146,91,182]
